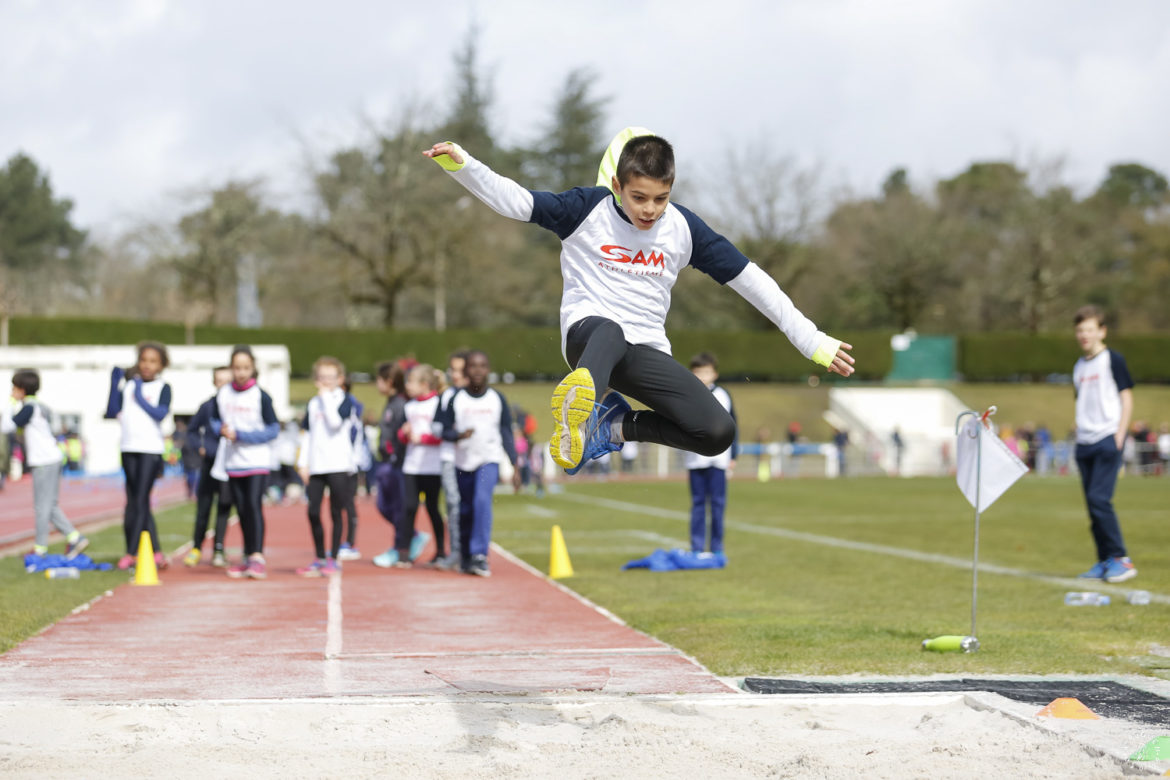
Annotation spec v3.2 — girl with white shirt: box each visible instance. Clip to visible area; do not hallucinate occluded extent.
[104,341,172,571]
[211,345,280,580]
[388,365,445,567]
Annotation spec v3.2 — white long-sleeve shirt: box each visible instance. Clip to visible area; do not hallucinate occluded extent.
[443,150,835,363]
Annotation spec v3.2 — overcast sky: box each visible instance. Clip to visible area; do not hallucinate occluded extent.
[3,0,1168,233]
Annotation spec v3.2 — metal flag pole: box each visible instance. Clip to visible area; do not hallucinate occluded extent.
[923,407,994,653]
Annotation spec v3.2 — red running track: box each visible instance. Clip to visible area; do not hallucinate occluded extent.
[0,474,188,549]
[0,495,732,700]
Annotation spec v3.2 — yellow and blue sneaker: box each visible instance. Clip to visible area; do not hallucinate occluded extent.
[565,391,631,476]
[549,367,598,470]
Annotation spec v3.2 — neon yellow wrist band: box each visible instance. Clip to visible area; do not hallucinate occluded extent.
[812,337,842,369]
[431,142,466,172]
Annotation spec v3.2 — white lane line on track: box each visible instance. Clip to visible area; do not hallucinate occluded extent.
[336,647,682,659]
[324,572,344,693]
[555,492,1170,605]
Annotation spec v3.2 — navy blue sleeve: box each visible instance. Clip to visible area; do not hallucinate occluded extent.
[104,368,124,419]
[11,404,34,427]
[338,394,355,420]
[495,390,519,464]
[529,186,612,240]
[133,381,171,422]
[1110,350,1135,392]
[188,401,209,434]
[674,203,751,284]
[436,390,459,442]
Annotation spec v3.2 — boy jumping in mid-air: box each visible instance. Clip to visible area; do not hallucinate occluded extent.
[424,129,855,473]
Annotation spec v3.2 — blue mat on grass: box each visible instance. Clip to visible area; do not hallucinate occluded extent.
[622,549,727,571]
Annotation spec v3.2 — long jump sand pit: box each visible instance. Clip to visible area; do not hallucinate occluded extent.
[1,690,1163,778]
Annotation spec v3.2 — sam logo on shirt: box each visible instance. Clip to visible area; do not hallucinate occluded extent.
[599,245,666,275]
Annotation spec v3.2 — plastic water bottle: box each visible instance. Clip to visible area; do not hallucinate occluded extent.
[1064,591,1110,606]
[44,567,81,580]
[1127,590,1151,606]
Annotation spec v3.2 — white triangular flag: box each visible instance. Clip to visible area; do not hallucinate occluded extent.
[956,416,1028,512]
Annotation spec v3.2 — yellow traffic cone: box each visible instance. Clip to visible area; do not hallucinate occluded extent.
[133,531,160,586]
[549,525,574,579]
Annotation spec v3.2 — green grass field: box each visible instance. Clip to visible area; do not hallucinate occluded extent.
[2,475,1166,682]
[493,475,1170,679]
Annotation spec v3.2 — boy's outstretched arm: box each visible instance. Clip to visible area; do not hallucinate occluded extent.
[726,262,855,377]
[422,141,537,223]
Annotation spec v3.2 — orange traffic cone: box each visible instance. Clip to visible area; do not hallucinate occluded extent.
[1036,697,1098,720]
[133,531,160,586]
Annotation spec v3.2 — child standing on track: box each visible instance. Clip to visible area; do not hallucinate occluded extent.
[3,369,88,558]
[377,365,442,568]
[105,341,172,571]
[372,360,408,566]
[211,345,279,580]
[684,353,737,555]
[423,130,854,476]
[183,365,235,568]
[435,350,522,577]
[295,357,356,578]
[1072,305,1138,583]
[434,350,468,570]
[338,374,368,561]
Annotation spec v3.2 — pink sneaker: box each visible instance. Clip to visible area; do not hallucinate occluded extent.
[154,551,169,570]
[226,562,249,579]
[322,558,340,576]
[296,560,325,578]
[246,558,267,579]
[117,554,135,570]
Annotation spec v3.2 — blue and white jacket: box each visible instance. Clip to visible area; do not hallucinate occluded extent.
[104,367,171,455]
[2,397,63,468]
[210,379,279,477]
[441,149,836,364]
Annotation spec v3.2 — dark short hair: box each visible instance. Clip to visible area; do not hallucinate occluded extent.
[137,340,170,369]
[465,349,489,366]
[689,351,718,370]
[377,360,407,395]
[617,135,675,186]
[1074,305,1107,328]
[11,369,39,395]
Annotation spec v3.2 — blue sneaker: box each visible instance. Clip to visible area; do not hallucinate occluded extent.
[1103,556,1137,583]
[373,548,400,568]
[565,392,630,476]
[1077,560,1108,579]
[409,531,430,562]
[549,367,598,470]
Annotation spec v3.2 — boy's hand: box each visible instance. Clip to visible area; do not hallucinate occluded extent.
[458,428,475,440]
[512,465,523,492]
[222,423,237,442]
[826,343,855,378]
[422,142,465,170]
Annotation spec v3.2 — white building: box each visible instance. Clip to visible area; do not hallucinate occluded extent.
[0,345,291,476]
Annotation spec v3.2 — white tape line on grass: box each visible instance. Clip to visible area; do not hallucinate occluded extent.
[557,493,1170,605]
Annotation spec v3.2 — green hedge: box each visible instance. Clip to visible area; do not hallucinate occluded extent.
[9,317,1165,382]
[7,317,893,380]
[958,333,1169,383]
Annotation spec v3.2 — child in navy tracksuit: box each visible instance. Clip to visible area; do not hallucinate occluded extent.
[105,341,172,571]
[3,369,88,558]
[684,353,737,555]
[295,357,356,577]
[211,345,280,580]
[436,350,523,577]
[373,360,408,564]
[182,365,235,568]
[338,375,368,560]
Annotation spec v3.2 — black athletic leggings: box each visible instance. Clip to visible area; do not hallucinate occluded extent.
[229,474,266,557]
[401,473,444,558]
[566,316,736,456]
[122,452,162,555]
[192,456,232,551]
[344,472,359,546]
[306,472,351,559]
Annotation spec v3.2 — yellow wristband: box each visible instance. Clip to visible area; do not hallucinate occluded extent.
[430,142,466,172]
[811,336,842,369]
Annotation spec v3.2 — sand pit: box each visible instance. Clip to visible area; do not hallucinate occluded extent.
[1,691,1165,778]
